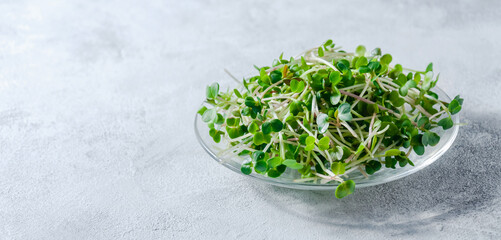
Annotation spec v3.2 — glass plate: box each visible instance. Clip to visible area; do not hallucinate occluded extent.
[194,86,459,190]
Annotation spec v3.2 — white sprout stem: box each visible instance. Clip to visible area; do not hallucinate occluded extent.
[375,124,390,135]
[308,53,339,72]
[262,95,295,101]
[351,115,376,121]
[351,80,370,109]
[260,80,285,98]
[339,83,366,91]
[380,82,433,118]
[335,126,351,145]
[325,130,349,148]
[311,152,334,176]
[224,69,243,86]
[376,77,388,91]
[296,119,314,136]
[252,86,262,97]
[429,110,446,121]
[354,122,365,143]
[228,133,253,143]
[279,133,285,159]
[371,136,384,155]
[311,93,317,121]
[263,134,278,153]
[339,89,400,117]
[427,95,451,118]
[367,113,376,147]
[340,122,360,141]
[358,166,369,178]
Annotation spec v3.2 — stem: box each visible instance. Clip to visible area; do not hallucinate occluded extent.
[339,89,398,116]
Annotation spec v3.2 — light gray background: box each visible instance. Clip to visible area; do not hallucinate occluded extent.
[1,0,500,239]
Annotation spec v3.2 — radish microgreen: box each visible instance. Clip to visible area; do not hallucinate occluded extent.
[198,40,463,199]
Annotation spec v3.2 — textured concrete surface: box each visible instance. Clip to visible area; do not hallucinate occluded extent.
[1,0,500,239]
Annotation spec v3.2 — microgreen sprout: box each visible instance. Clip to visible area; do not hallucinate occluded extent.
[198,40,463,199]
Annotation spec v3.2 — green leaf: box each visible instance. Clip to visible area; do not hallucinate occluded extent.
[209,128,217,137]
[367,61,380,71]
[233,89,242,98]
[289,101,303,116]
[226,126,243,139]
[262,122,272,135]
[259,68,271,85]
[365,160,381,175]
[267,169,283,178]
[438,117,454,130]
[335,180,355,199]
[316,113,330,134]
[380,54,392,65]
[252,151,265,162]
[337,103,352,121]
[254,160,268,173]
[286,115,299,129]
[330,146,344,160]
[422,131,440,146]
[356,45,366,56]
[399,80,417,96]
[197,106,208,115]
[306,136,316,146]
[336,61,350,73]
[397,155,408,167]
[318,136,330,151]
[215,113,224,125]
[413,73,421,84]
[253,132,271,145]
[248,121,259,134]
[359,66,370,73]
[355,56,368,69]
[226,117,240,127]
[270,119,283,132]
[317,47,324,57]
[206,82,219,100]
[301,56,308,70]
[305,136,316,151]
[426,62,433,72]
[422,71,433,90]
[283,159,304,169]
[290,79,306,93]
[202,108,217,123]
[330,87,341,105]
[371,47,382,56]
[389,91,405,107]
[355,143,365,155]
[454,95,464,105]
[385,156,397,169]
[385,149,401,157]
[241,162,252,175]
[448,99,462,115]
[413,144,425,155]
[329,71,341,86]
[395,73,407,86]
[323,39,333,47]
[270,70,282,84]
[417,116,429,128]
[331,162,345,175]
[299,134,309,145]
[305,144,315,151]
[267,157,283,168]
[244,96,255,107]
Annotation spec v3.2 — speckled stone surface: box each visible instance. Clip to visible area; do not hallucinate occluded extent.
[1,0,500,239]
